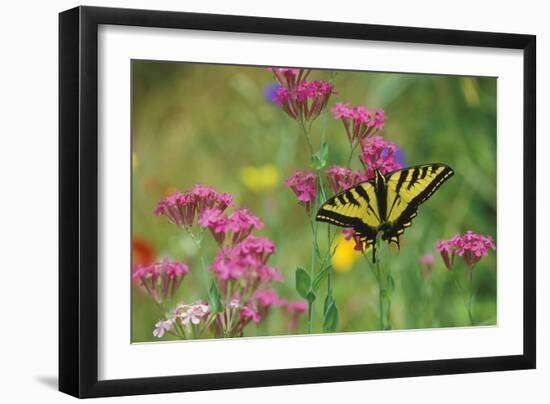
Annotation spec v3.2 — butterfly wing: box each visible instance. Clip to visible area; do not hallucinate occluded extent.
[383,163,454,246]
[316,182,382,259]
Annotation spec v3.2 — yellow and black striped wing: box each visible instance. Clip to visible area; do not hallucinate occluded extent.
[383,163,454,246]
[316,182,382,252]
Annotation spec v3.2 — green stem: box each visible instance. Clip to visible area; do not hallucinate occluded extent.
[373,238,391,330]
[346,142,360,169]
[299,119,314,156]
[467,269,475,326]
[450,268,474,326]
[173,320,187,339]
[375,249,384,330]
[307,304,313,334]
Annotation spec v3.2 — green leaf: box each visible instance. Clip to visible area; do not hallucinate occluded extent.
[312,265,332,292]
[324,293,335,316]
[208,282,222,314]
[295,267,311,300]
[306,290,316,305]
[323,302,339,332]
[310,141,329,170]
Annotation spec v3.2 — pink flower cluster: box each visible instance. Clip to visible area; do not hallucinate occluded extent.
[269,66,334,122]
[198,207,264,246]
[436,231,496,269]
[268,67,310,91]
[211,235,282,284]
[359,136,403,179]
[324,137,402,195]
[284,170,317,212]
[133,258,189,302]
[325,165,368,194]
[252,289,307,332]
[154,184,233,229]
[273,80,335,121]
[148,183,310,339]
[331,102,385,145]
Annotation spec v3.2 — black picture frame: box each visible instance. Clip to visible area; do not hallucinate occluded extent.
[59,5,536,398]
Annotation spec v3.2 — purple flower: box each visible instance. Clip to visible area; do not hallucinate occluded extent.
[393,146,407,168]
[265,83,282,103]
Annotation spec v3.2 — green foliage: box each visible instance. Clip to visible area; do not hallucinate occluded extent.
[208,282,222,314]
[311,141,328,170]
[323,300,339,333]
[295,267,311,301]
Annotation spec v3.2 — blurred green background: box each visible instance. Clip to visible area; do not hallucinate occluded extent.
[131,60,497,342]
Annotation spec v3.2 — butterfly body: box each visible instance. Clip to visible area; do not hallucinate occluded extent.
[316,164,454,262]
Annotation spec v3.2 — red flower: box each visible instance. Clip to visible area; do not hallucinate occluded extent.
[132,237,155,268]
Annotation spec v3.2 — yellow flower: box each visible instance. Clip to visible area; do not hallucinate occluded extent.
[239,164,279,192]
[331,233,361,273]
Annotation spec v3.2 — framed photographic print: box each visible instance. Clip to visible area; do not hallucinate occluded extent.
[59,5,536,398]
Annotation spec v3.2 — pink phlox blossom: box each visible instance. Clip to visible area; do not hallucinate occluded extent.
[233,235,276,264]
[211,236,281,283]
[436,231,496,269]
[268,67,310,91]
[285,170,317,212]
[154,184,233,228]
[419,254,434,266]
[253,289,281,310]
[325,165,368,193]
[240,305,262,323]
[132,258,189,302]
[279,299,308,332]
[285,301,308,314]
[272,78,335,121]
[359,136,403,180]
[198,207,264,245]
[419,254,435,279]
[342,228,366,252]
[331,102,386,145]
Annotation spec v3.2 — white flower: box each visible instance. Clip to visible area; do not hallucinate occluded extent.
[175,302,209,326]
[229,298,241,309]
[153,319,173,338]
